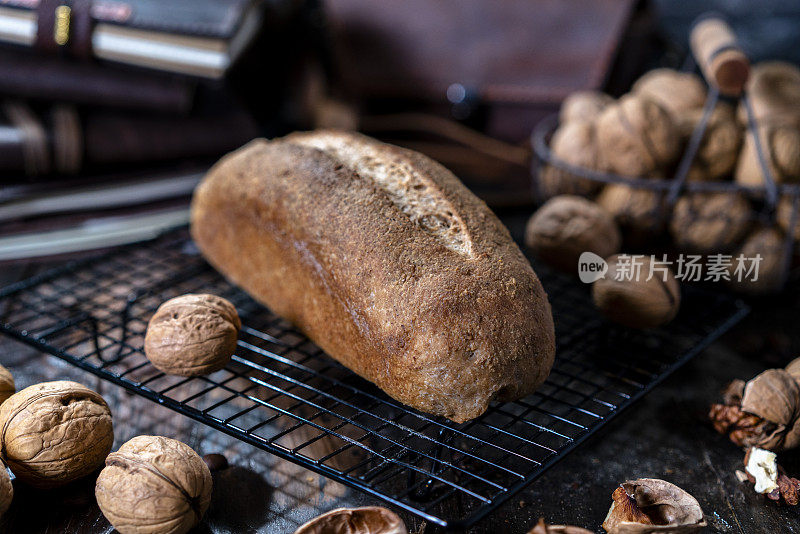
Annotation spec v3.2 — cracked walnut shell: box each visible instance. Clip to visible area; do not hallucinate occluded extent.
[294,507,407,534]
[710,368,800,451]
[602,479,705,533]
[96,435,213,534]
[0,380,113,488]
[525,195,621,274]
[0,365,13,405]
[592,255,680,329]
[145,294,241,377]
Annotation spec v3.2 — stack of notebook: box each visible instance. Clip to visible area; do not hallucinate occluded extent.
[0,0,275,260]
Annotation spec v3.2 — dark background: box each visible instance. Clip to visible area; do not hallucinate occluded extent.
[3,0,800,532]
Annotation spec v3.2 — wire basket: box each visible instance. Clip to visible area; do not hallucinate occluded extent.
[531,16,800,294]
[0,229,747,529]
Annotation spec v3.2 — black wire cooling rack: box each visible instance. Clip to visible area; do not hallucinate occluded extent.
[0,229,748,530]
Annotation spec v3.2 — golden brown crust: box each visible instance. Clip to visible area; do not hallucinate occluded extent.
[191,130,555,422]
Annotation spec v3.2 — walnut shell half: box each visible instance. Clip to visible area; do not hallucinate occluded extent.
[602,479,706,533]
[144,294,241,377]
[0,380,113,488]
[294,507,407,534]
[592,255,680,329]
[525,195,621,274]
[710,369,800,451]
[528,518,593,534]
[0,365,14,405]
[0,459,11,517]
[96,435,213,534]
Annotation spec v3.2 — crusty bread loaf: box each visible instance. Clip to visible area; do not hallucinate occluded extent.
[190,130,555,422]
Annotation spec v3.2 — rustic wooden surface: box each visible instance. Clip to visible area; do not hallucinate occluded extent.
[0,213,798,533]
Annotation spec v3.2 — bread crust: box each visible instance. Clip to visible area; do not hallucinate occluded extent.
[190,131,555,422]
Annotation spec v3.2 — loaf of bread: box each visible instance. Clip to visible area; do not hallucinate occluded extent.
[190,131,555,422]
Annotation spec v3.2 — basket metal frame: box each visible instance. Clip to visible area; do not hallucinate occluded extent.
[0,230,748,530]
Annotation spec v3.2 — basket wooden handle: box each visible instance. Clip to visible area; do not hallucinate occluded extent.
[690,16,749,96]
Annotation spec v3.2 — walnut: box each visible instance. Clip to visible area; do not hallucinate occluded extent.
[592,255,680,329]
[632,69,707,118]
[559,90,614,124]
[96,435,213,534]
[735,122,800,187]
[596,185,666,246]
[785,356,800,384]
[525,195,621,274]
[669,192,752,254]
[709,368,800,451]
[528,518,593,533]
[0,380,113,488]
[676,103,742,180]
[602,479,706,533]
[538,120,603,199]
[776,194,800,241]
[144,294,241,377]
[0,364,14,405]
[727,227,788,295]
[737,61,800,125]
[0,459,11,517]
[294,507,407,534]
[595,94,681,177]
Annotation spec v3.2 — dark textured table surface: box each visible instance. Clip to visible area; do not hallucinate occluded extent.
[0,214,798,534]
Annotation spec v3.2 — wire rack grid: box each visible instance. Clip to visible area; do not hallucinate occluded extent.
[0,229,748,530]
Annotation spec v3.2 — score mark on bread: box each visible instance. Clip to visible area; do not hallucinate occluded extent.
[287,131,473,257]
